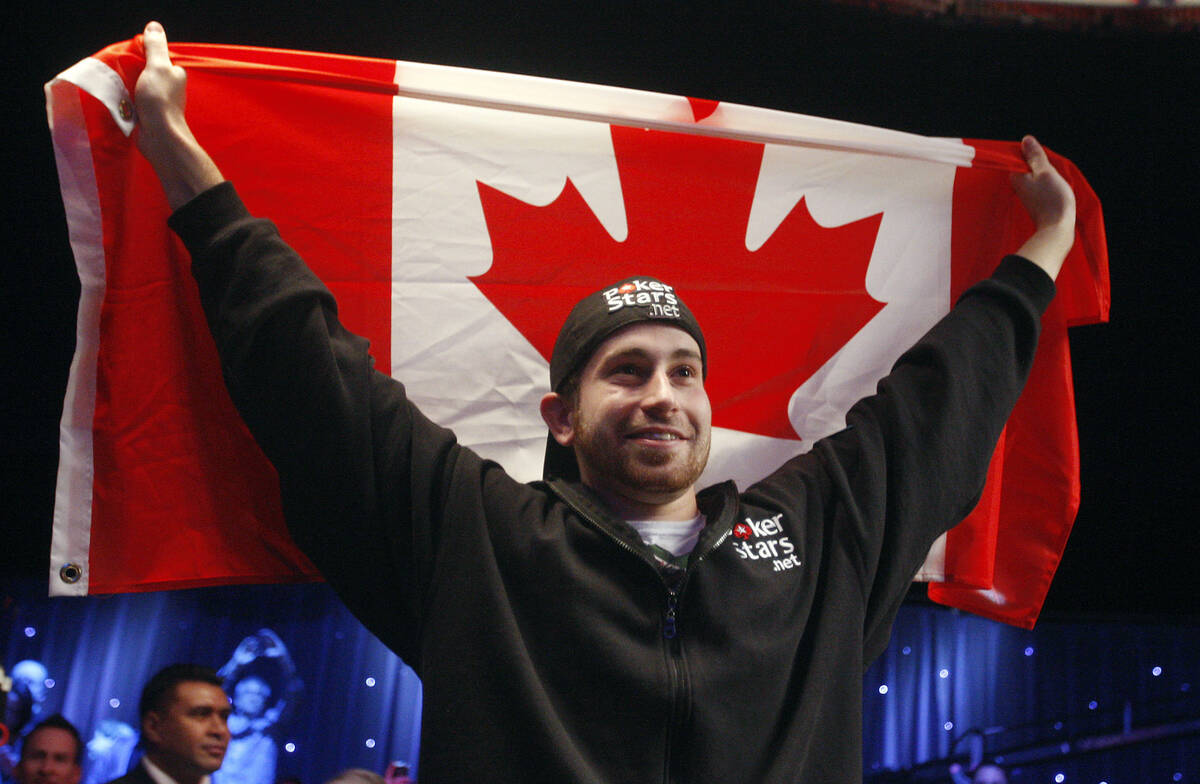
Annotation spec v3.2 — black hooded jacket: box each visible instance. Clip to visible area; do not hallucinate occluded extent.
[172,181,1054,783]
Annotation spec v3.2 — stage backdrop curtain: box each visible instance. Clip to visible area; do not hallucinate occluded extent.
[862,606,1200,781]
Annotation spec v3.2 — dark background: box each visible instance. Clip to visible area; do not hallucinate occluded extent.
[4,2,1198,620]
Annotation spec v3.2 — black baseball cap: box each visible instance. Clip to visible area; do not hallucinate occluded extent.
[543,275,706,481]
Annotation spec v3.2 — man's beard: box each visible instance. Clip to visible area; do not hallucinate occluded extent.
[572,410,710,497]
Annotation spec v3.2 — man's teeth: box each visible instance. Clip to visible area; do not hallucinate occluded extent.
[635,432,678,440]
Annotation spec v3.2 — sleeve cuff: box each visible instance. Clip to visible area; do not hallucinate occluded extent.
[167,181,251,252]
[992,254,1057,315]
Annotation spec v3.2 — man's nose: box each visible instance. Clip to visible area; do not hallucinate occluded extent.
[641,370,677,411]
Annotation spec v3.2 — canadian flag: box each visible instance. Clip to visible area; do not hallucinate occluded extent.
[45,36,1108,627]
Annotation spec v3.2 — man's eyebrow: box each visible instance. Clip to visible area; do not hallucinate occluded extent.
[603,346,701,362]
[670,347,702,362]
[600,347,651,363]
[190,704,228,714]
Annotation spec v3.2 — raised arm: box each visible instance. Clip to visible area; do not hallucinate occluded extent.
[833,137,1069,658]
[134,21,224,209]
[1011,135,1077,280]
[128,21,446,660]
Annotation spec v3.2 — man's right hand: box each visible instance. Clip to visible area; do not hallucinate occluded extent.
[133,21,224,210]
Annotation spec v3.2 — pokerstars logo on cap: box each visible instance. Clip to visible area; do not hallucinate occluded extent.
[548,275,706,394]
[603,279,681,318]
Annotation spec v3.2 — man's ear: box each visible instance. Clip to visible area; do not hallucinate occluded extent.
[540,392,575,446]
[141,711,163,747]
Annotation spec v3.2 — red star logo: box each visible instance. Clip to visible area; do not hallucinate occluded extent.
[733,522,752,540]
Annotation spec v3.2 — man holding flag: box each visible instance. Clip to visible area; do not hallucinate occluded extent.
[131,19,1076,783]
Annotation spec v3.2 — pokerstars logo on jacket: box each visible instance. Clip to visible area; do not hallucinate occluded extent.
[603,279,681,317]
[731,513,801,572]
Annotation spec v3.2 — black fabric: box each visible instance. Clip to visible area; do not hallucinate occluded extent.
[171,182,1054,783]
[102,762,154,784]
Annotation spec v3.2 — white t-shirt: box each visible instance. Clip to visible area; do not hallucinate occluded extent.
[626,514,706,558]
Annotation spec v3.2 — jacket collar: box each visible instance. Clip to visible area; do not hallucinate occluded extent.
[542,478,741,561]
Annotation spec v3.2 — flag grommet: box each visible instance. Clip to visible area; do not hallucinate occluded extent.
[58,563,82,584]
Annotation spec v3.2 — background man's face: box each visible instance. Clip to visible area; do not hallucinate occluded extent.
[569,322,711,504]
[143,681,231,780]
[15,728,81,784]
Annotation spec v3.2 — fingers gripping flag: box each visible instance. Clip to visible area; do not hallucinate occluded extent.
[45,36,1108,627]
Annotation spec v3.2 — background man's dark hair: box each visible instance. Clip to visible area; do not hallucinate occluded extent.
[138,664,224,721]
[21,714,84,765]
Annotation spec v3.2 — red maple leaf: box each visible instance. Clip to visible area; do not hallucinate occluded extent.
[470,126,883,440]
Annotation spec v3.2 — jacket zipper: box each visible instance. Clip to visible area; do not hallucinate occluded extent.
[660,529,729,784]
[555,489,733,784]
[557,489,733,635]
[663,588,684,784]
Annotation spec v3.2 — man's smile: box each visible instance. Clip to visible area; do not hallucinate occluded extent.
[625,426,688,442]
